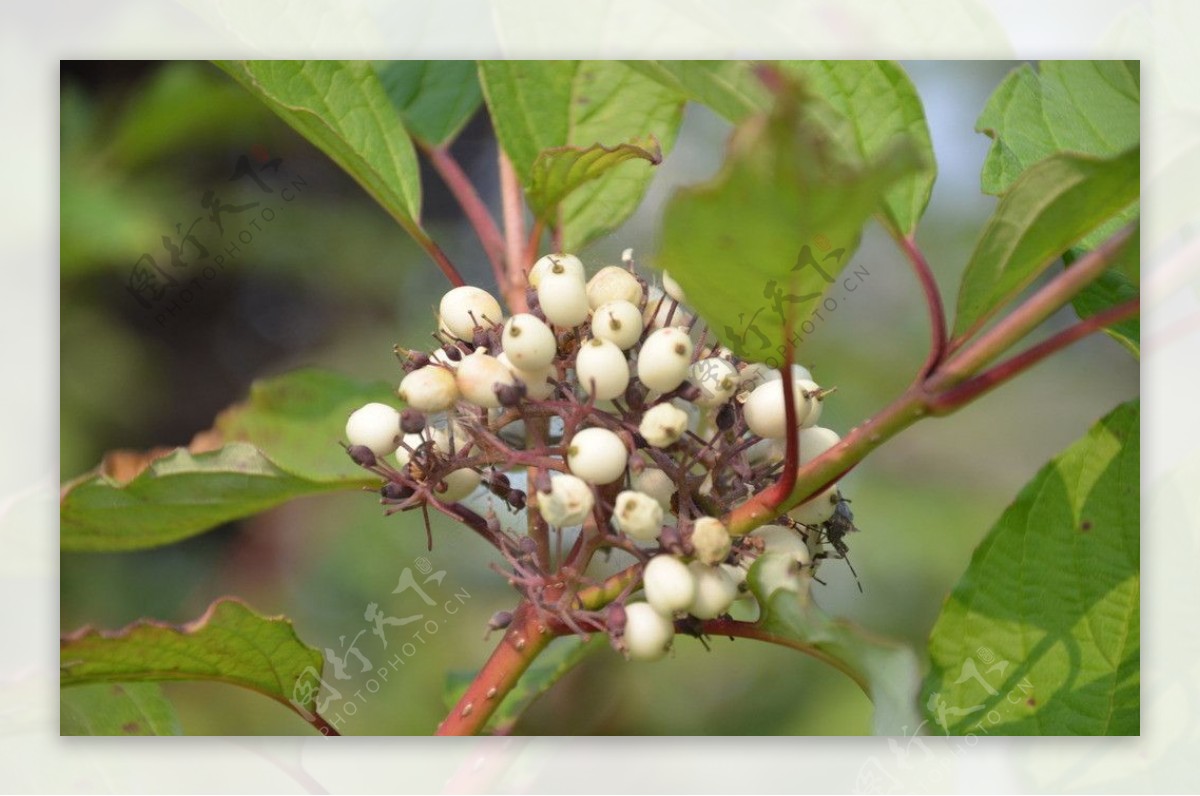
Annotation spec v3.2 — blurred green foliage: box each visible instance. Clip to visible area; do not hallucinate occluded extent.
[60,61,1138,734]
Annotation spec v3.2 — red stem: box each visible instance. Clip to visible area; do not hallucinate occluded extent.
[498,151,528,313]
[898,233,947,377]
[422,143,507,291]
[412,229,466,287]
[930,297,1140,413]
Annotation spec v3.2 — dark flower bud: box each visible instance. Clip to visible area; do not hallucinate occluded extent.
[347,445,377,467]
[494,380,526,407]
[400,408,426,434]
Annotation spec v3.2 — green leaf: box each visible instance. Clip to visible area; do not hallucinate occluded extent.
[747,556,924,736]
[444,635,602,734]
[1067,235,1140,357]
[526,138,663,224]
[61,682,182,736]
[782,61,936,237]
[924,400,1139,735]
[478,60,684,250]
[952,148,1139,337]
[374,60,482,147]
[61,369,394,552]
[657,78,921,363]
[61,598,329,730]
[623,60,770,122]
[214,61,423,234]
[978,61,1139,196]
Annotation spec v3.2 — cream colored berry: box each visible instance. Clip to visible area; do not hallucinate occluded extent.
[430,421,472,456]
[633,467,675,511]
[643,554,697,615]
[399,366,459,413]
[689,358,738,407]
[575,337,630,400]
[439,286,503,340]
[537,474,595,527]
[537,266,589,327]
[345,403,402,456]
[455,352,518,409]
[798,426,841,465]
[789,483,839,525]
[529,253,584,288]
[795,378,823,428]
[591,300,644,350]
[433,468,481,503]
[643,286,693,329]
[496,352,555,400]
[637,327,693,393]
[639,402,689,448]
[662,270,686,303]
[502,314,557,370]
[748,524,812,566]
[393,432,427,468]
[622,602,674,661]
[690,517,731,565]
[587,265,643,309]
[686,561,738,620]
[612,490,664,542]
[742,379,812,439]
[567,427,629,485]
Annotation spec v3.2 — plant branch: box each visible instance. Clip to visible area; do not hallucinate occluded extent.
[498,151,528,313]
[409,226,467,288]
[698,617,868,695]
[930,297,1140,413]
[526,415,552,569]
[898,234,947,377]
[932,224,1136,391]
[305,710,341,736]
[422,143,507,290]
[436,600,557,735]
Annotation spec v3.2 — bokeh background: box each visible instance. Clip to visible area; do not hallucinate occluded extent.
[59,60,1139,735]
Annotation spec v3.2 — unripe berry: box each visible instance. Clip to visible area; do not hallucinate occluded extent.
[455,352,517,409]
[797,425,840,465]
[590,300,644,350]
[496,352,555,400]
[661,270,686,303]
[748,524,812,566]
[345,402,402,456]
[537,265,589,327]
[643,287,692,329]
[586,265,643,309]
[502,314,557,370]
[689,357,739,407]
[567,427,629,485]
[637,327,694,393]
[633,467,675,511]
[439,286,503,340]
[537,473,595,527]
[686,561,738,619]
[612,490,664,542]
[742,379,812,439]
[643,554,697,615]
[434,468,482,503]
[622,602,675,662]
[690,516,731,565]
[575,338,630,401]
[639,402,688,448]
[399,366,459,413]
[529,252,584,288]
[789,483,839,525]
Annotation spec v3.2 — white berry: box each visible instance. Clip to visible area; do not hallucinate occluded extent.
[798,426,841,465]
[434,468,481,502]
[662,270,686,303]
[622,602,674,662]
[637,327,693,393]
[537,474,595,527]
[643,287,693,329]
[795,378,823,428]
[502,314,557,370]
[633,467,675,511]
[398,366,459,413]
[496,352,555,400]
[789,483,839,525]
[742,379,812,439]
[686,561,738,620]
[643,554,697,615]
[612,490,664,542]
[690,517,731,565]
[689,358,738,407]
[575,338,630,400]
[586,265,643,309]
[430,421,472,456]
[537,266,590,327]
[439,286,502,341]
[567,427,629,485]
[345,403,402,456]
[529,253,584,288]
[639,402,689,448]
[591,300,644,350]
[455,352,518,409]
[393,432,427,468]
[748,524,812,566]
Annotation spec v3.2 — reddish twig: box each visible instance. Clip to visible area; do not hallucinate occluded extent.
[898,234,947,377]
[498,151,529,313]
[422,143,507,291]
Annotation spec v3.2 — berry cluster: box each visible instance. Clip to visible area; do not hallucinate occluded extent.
[343,251,854,662]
